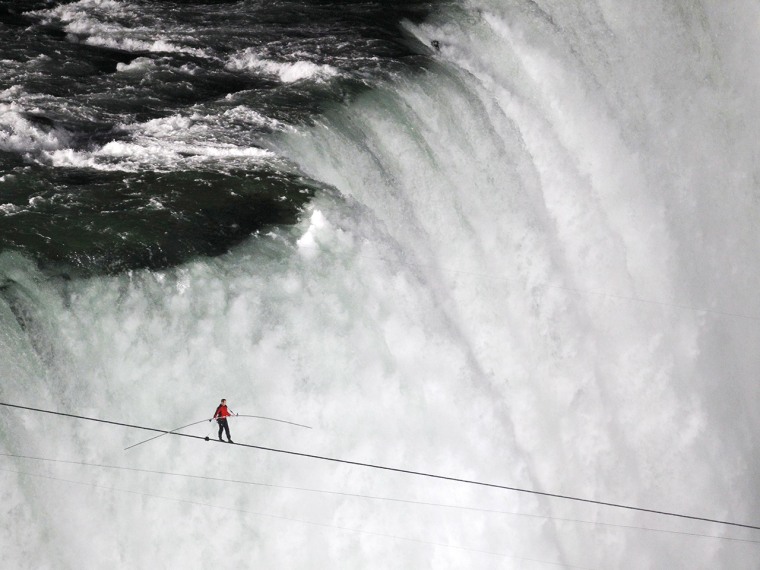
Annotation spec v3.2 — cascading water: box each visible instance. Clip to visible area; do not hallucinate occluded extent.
[1,0,759,568]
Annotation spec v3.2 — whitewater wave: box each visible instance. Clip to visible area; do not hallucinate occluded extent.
[227,49,341,83]
[1,89,280,171]
[42,112,279,171]
[29,0,209,57]
[0,102,71,155]
[114,56,157,74]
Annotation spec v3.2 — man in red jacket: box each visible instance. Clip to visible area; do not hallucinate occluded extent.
[212,398,236,443]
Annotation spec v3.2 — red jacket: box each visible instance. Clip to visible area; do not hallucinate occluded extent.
[214,404,233,419]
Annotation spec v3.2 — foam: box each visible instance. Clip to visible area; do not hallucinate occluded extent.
[0,203,20,214]
[221,105,285,131]
[29,0,208,57]
[1,86,277,171]
[29,0,131,22]
[82,34,208,57]
[28,0,133,31]
[227,49,340,83]
[0,85,25,102]
[115,57,157,74]
[28,109,277,171]
[45,138,274,171]
[0,103,71,154]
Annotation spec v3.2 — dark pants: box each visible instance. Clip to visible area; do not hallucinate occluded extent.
[217,418,231,441]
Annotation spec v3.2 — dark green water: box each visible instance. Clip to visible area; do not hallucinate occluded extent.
[0,0,437,274]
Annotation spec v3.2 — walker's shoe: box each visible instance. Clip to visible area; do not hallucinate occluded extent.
[227,439,234,444]
[218,437,224,442]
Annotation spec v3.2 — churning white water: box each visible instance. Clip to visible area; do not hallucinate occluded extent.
[2,1,760,568]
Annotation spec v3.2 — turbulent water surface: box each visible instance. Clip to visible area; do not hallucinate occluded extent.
[2,0,760,568]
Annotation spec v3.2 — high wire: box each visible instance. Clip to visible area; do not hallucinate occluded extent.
[2,401,759,532]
